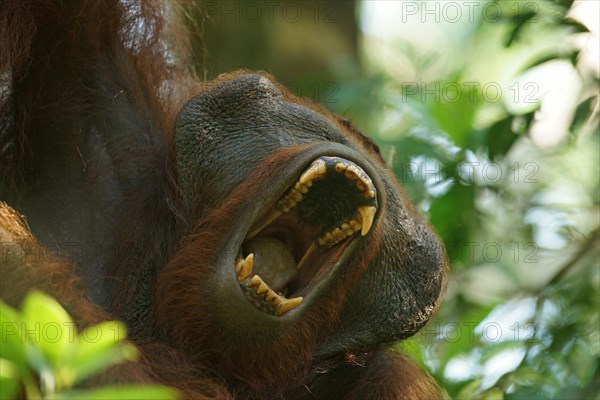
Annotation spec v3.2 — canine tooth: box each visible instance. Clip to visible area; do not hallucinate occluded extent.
[299,171,313,185]
[365,190,376,199]
[358,206,376,236]
[276,297,303,316]
[299,160,326,185]
[236,253,254,282]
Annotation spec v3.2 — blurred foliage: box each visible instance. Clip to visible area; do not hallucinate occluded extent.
[186,0,599,398]
[327,1,599,399]
[0,291,177,399]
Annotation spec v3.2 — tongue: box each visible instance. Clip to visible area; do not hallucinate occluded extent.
[243,237,297,291]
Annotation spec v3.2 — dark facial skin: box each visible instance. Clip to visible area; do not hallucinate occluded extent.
[157,72,447,390]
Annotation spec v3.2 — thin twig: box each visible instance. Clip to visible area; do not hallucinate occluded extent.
[543,226,600,291]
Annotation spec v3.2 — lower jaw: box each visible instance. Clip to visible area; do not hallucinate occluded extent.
[209,232,364,339]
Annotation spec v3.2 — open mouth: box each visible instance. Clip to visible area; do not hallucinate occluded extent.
[234,156,378,317]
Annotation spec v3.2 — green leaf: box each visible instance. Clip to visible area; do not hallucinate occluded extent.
[0,301,28,376]
[566,338,595,382]
[72,322,137,384]
[75,321,127,364]
[561,18,591,34]
[505,11,538,47]
[427,85,480,148]
[456,378,482,399]
[56,385,179,399]
[486,115,525,160]
[21,291,77,373]
[0,358,21,400]
[481,387,505,400]
[429,184,477,253]
[569,96,596,142]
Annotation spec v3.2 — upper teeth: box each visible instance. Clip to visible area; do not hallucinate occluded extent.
[316,205,376,248]
[277,160,326,213]
[276,157,378,247]
[278,159,376,215]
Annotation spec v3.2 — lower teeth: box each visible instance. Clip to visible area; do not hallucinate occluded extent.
[245,273,303,316]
